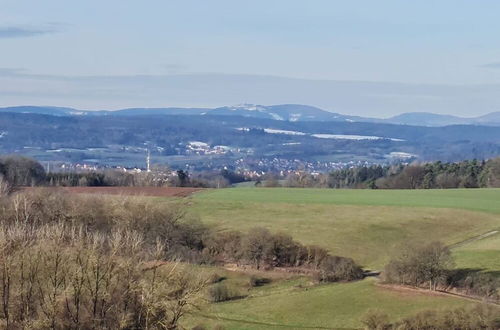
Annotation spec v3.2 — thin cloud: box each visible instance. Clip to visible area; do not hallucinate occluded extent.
[0,25,61,39]
[480,62,500,69]
[0,68,24,76]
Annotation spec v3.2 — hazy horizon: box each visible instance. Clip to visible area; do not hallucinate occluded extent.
[3,1,500,117]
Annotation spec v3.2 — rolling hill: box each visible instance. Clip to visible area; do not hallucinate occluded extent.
[2,104,499,126]
[0,110,499,168]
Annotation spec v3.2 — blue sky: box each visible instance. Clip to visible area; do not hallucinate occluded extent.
[2,1,500,116]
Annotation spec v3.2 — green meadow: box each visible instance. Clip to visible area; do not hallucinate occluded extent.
[193,188,500,213]
[191,188,500,269]
[454,232,500,272]
[182,188,500,328]
[187,278,473,330]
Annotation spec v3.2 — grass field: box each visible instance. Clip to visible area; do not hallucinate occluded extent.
[185,188,500,328]
[454,232,500,272]
[194,188,500,214]
[186,277,474,329]
[192,188,500,269]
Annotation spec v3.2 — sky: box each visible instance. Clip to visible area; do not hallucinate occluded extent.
[2,0,500,117]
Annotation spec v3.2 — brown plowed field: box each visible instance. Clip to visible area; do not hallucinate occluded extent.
[21,186,205,197]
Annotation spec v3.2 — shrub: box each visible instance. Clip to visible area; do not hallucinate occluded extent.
[208,283,241,303]
[316,256,364,282]
[192,325,208,330]
[269,232,302,267]
[213,325,226,330]
[361,309,390,330]
[301,245,329,269]
[248,275,271,287]
[446,271,500,301]
[240,227,273,269]
[204,230,242,261]
[383,241,453,290]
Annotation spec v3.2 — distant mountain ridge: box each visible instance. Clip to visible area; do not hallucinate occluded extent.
[0,106,209,117]
[1,104,499,127]
[383,112,500,127]
[209,104,369,122]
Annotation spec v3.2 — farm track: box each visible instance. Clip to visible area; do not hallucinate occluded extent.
[449,230,500,249]
[20,186,205,197]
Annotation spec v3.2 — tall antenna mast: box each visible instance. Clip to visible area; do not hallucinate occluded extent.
[146,149,151,172]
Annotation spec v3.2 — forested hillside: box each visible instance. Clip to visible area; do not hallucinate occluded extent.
[283,158,500,189]
[0,112,499,170]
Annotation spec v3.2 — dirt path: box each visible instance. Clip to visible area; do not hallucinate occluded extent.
[448,230,499,249]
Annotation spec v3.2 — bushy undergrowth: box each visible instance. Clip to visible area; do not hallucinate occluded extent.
[0,190,209,329]
[362,304,500,330]
[383,241,500,301]
[207,283,243,303]
[383,241,453,290]
[248,275,271,287]
[446,270,500,301]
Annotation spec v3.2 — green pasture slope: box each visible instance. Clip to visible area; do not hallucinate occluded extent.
[194,188,500,213]
[192,188,500,269]
[186,188,500,329]
[188,278,472,330]
[454,232,500,272]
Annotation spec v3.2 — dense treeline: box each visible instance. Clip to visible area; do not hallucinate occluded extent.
[283,158,500,189]
[376,159,500,189]
[205,228,363,281]
[0,155,247,189]
[3,154,500,190]
[45,169,246,189]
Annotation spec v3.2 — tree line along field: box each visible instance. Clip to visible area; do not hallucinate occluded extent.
[180,188,500,328]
